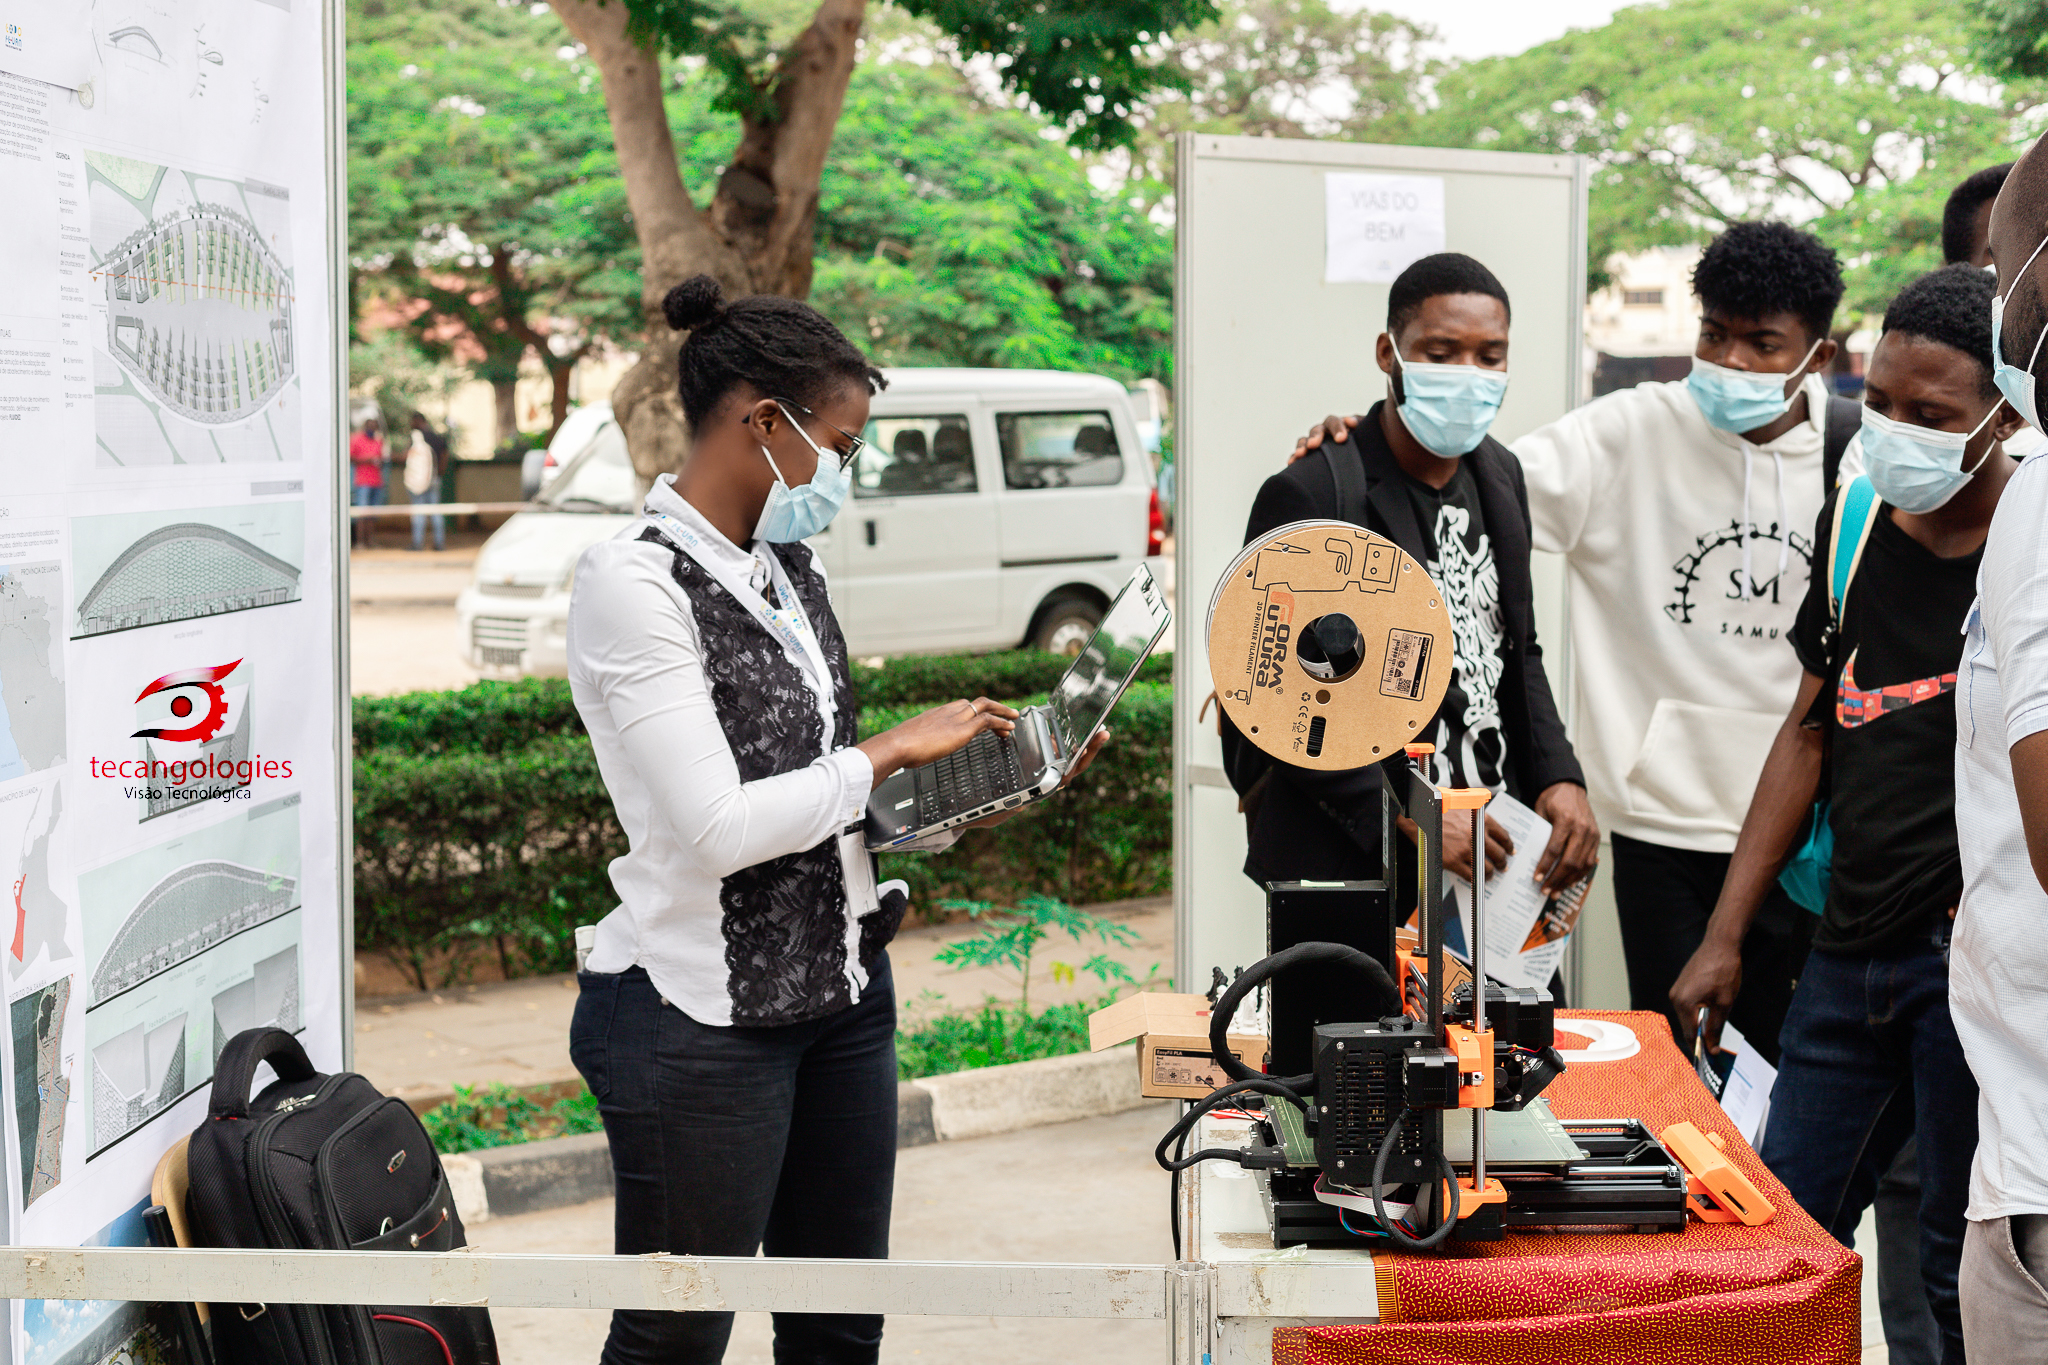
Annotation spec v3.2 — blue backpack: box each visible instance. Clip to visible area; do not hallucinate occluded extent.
[1777,474,1879,914]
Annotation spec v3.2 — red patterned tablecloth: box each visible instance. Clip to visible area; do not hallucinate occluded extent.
[1271,1010,1860,1365]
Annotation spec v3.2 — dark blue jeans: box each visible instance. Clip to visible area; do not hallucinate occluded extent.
[1760,939,1978,1365]
[569,954,898,1365]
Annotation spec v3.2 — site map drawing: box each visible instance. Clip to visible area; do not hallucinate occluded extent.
[5,781,76,975]
[12,976,72,1208]
[85,149,297,467]
[0,560,66,781]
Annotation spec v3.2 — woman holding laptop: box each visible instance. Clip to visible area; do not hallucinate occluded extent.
[563,274,1103,1365]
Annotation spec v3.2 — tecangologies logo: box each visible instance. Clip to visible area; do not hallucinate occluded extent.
[89,658,292,819]
[131,660,240,742]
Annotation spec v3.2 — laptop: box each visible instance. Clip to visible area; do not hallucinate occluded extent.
[864,564,1171,850]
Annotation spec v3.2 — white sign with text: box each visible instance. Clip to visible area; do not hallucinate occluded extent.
[1324,172,1446,285]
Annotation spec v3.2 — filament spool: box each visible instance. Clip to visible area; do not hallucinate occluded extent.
[1205,519,1452,770]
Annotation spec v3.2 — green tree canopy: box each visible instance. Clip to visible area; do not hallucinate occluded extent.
[1119,0,1436,210]
[350,0,638,438]
[1407,0,2043,307]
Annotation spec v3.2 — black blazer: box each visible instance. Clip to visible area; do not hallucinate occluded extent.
[1221,402,1584,885]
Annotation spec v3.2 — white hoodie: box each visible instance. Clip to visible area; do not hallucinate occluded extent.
[1511,373,1847,853]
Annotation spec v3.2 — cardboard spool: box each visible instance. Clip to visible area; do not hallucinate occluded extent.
[1206,519,1452,770]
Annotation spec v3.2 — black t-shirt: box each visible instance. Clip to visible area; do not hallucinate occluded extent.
[1790,493,1978,954]
[1402,460,1508,794]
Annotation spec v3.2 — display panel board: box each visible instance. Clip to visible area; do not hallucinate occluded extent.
[1171,134,1609,1003]
[0,2,347,1358]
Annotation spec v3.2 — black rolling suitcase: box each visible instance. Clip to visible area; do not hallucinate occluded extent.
[184,1027,499,1365]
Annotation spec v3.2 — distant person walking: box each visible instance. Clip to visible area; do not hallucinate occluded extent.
[407,411,450,552]
[350,418,387,548]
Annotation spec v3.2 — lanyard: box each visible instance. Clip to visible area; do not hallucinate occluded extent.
[645,508,828,691]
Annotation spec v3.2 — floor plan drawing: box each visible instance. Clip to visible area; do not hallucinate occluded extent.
[86,149,297,468]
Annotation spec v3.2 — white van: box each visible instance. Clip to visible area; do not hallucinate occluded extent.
[455,368,1162,674]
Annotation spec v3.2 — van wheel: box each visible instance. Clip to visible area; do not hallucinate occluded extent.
[1032,597,1102,656]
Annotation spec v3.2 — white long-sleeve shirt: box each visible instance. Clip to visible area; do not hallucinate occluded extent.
[1511,374,1840,851]
[567,478,896,1026]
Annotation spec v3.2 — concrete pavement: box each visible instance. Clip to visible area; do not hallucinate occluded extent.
[466,1103,1174,1364]
[352,896,1172,1110]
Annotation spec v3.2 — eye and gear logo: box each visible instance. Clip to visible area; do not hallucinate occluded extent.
[91,657,289,819]
[131,660,241,742]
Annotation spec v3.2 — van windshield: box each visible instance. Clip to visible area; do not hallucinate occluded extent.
[541,423,637,513]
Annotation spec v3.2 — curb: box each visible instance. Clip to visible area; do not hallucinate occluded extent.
[440,1044,1153,1225]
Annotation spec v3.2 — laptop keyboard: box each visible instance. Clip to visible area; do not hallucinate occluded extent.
[918,729,1025,825]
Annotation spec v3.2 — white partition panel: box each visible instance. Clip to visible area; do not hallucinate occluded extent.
[1172,134,1614,1001]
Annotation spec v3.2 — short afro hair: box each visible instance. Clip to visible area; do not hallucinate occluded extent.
[1880,263,2000,399]
[1691,221,1844,344]
[1387,253,1511,336]
[1942,163,2013,264]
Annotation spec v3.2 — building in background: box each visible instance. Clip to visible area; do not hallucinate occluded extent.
[1585,246,1700,398]
[1585,245,1870,400]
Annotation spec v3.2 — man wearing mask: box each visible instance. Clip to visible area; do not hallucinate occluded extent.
[1950,132,2048,1354]
[1671,264,2020,1365]
[1225,252,1597,912]
[1293,223,1850,1058]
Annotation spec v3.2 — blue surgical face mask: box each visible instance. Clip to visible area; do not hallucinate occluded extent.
[753,404,853,542]
[1686,338,1823,434]
[1860,404,2001,515]
[1993,233,2048,432]
[1389,351,1509,457]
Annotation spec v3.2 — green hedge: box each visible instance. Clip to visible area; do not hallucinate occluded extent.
[850,650,1171,709]
[353,659,1172,989]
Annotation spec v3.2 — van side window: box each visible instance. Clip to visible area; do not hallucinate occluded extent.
[854,415,978,498]
[997,411,1124,490]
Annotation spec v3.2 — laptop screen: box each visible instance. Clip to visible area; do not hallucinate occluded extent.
[1050,569,1168,752]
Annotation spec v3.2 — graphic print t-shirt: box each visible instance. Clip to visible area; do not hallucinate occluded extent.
[1403,461,1506,794]
[1791,494,1979,954]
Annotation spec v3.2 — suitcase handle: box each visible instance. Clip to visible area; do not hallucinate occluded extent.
[210,1028,319,1119]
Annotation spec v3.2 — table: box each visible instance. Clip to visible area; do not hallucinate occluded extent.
[1185,1010,1861,1365]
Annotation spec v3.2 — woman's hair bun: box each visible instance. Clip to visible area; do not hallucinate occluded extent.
[663,274,726,332]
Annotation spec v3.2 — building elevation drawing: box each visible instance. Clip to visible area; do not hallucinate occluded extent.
[91,1013,186,1150]
[86,150,298,466]
[73,520,301,637]
[90,860,298,1005]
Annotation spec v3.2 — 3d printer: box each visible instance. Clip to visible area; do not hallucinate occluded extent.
[1156,519,1737,1249]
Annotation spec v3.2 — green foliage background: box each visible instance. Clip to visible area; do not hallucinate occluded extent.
[352,662,1171,989]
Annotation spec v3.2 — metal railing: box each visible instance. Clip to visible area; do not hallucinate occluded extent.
[347,502,536,519]
[0,1248,1231,1362]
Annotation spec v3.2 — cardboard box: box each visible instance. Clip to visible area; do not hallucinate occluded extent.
[1088,992,1268,1100]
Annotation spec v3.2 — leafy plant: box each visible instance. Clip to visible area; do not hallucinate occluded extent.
[896,997,1100,1080]
[421,1082,606,1154]
[933,894,1140,1015]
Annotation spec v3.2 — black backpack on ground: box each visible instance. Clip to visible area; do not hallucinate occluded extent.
[185,1028,499,1365]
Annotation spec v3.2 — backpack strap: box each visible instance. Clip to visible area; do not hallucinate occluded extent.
[1828,474,1880,635]
[1823,394,1863,492]
[1321,437,1369,529]
[209,1028,318,1119]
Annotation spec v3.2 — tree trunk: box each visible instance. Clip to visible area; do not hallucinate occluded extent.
[549,0,866,483]
[547,360,575,436]
[494,380,518,450]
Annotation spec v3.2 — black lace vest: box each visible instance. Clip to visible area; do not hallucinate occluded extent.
[644,530,891,1025]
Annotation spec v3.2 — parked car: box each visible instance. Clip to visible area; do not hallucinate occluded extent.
[456,369,1163,675]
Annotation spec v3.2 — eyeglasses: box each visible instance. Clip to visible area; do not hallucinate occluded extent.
[773,398,867,472]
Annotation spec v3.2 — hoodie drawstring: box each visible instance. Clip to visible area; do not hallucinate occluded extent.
[1738,436,1794,600]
